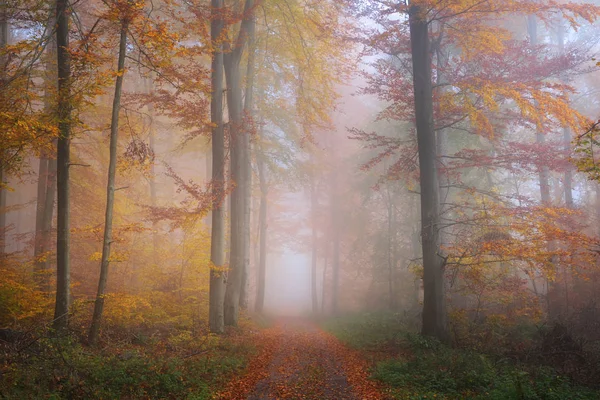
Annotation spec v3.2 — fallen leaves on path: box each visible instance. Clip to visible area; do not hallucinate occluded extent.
[216,318,390,400]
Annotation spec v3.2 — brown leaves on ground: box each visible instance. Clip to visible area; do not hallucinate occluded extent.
[216,317,389,400]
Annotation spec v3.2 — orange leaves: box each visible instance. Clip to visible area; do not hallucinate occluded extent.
[217,319,388,400]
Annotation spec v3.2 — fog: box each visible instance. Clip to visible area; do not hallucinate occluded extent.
[4,0,600,396]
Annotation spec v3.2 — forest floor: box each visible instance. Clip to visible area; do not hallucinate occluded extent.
[217,317,387,400]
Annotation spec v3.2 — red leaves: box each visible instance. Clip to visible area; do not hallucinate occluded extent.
[217,318,389,400]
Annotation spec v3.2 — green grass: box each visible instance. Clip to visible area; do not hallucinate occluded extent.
[325,313,600,400]
[1,333,254,400]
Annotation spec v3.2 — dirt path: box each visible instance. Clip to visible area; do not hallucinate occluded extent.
[217,317,387,400]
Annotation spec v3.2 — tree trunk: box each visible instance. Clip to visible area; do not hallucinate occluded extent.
[331,170,340,315]
[145,78,158,262]
[53,0,72,331]
[409,2,449,342]
[88,21,128,345]
[209,0,226,334]
[321,243,328,315]
[239,20,256,311]
[255,149,267,313]
[310,174,318,314]
[35,18,58,288]
[527,16,551,205]
[557,20,574,208]
[387,185,395,310]
[0,0,9,255]
[224,0,255,327]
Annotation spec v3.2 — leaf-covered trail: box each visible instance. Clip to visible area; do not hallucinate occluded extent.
[217,318,387,400]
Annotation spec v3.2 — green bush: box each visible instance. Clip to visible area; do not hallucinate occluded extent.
[325,313,600,400]
[1,335,252,399]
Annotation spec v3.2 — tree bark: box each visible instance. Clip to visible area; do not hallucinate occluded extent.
[331,170,340,315]
[557,20,574,208]
[224,0,255,327]
[88,21,128,345]
[255,148,267,313]
[53,0,72,331]
[0,0,9,255]
[527,16,551,205]
[35,17,58,288]
[239,19,256,310]
[386,185,395,310]
[209,0,226,334]
[409,2,449,342]
[310,173,318,314]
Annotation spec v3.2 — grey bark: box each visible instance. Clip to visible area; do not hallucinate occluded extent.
[224,0,255,327]
[35,19,58,287]
[209,0,226,334]
[557,20,574,208]
[386,185,395,310]
[255,148,267,313]
[528,16,551,205]
[239,20,256,310]
[145,78,158,261]
[409,2,449,342]
[88,21,128,345]
[53,0,71,331]
[331,170,340,315]
[0,0,8,255]
[311,173,318,314]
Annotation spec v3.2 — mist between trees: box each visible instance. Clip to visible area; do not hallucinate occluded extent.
[3,0,600,398]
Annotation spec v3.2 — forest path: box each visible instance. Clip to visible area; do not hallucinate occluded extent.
[217,317,387,400]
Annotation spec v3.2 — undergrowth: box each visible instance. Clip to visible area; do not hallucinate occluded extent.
[325,313,600,400]
[0,326,256,399]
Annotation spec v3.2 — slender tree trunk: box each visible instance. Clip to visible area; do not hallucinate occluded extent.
[41,158,57,290]
[240,21,256,310]
[53,0,72,331]
[527,16,551,205]
[387,186,395,310]
[311,175,318,314]
[209,0,226,334]
[88,21,128,345]
[145,78,158,262]
[0,0,9,256]
[409,1,448,342]
[35,18,58,287]
[35,158,48,266]
[0,166,5,255]
[331,170,340,315]
[557,21,574,208]
[224,0,255,327]
[255,150,267,313]
[529,15,559,318]
[321,243,329,315]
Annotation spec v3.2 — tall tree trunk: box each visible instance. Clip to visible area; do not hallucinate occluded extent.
[527,16,551,205]
[529,15,559,318]
[35,17,58,288]
[239,21,256,310]
[310,173,318,314]
[35,158,48,267]
[53,0,72,331]
[321,242,329,315]
[145,78,158,262]
[386,185,395,310]
[0,0,9,255]
[331,170,340,315]
[224,0,255,327]
[409,1,448,342]
[88,21,128,345]
[255,148,267,313]
[209,0,226,334]
[557,20,574,208]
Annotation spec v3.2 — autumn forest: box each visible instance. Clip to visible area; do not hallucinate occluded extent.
[3,0,600,399]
